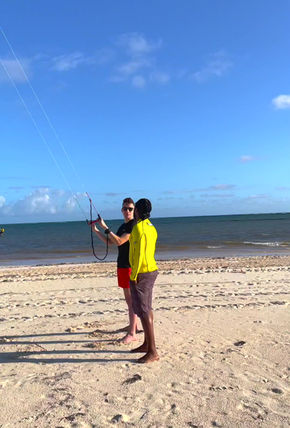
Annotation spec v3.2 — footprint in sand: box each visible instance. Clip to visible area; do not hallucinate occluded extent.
[111,414,129,423]
[234,340,246,347]
[83,342,104,350]
[271,387,283,394]
[122,374,142,385]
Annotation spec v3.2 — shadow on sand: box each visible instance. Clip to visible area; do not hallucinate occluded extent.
[0,330,140,364]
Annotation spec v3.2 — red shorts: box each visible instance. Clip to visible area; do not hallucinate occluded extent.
[117,267,132,289]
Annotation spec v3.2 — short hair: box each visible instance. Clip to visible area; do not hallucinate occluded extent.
[135,198,152,220]
[122,197,134,206]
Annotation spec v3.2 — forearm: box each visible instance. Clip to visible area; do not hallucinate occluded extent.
[93,229,112,244]
[107,231,124,246]
[97,218,129,246]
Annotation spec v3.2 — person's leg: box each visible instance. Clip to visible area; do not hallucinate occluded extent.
[117,268,136,337]
[130,271,159,360]
[137,310,159,363]
[120,288,138,344]
[130,316,148,353]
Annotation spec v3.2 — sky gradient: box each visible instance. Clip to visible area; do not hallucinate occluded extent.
[1,1,290,223]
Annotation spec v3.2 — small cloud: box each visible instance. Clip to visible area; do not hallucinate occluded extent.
[65,192,86,211]
[199,193,234,198]
[209,184,235,191]
[276,186,290,191]
[162,190,175,195]
[157,196,184,201]
[246,194,268,200]
[150,71,170,84]
[51,52,94,71]
[0,57,30,84]
[105,192,122,197]
[192,51,232,83]
[132,75,146,88]
[117,58,151,77]
[116,33,162,57]
[0,195,5,208]
[240,155,255,163]
[95,48,115,65]
[272,94,290,110]
[111,32,166,88]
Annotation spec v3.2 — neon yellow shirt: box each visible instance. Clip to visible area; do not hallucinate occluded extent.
[129,218,158,281]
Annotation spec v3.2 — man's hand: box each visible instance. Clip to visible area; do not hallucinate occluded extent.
[89,223,100,232]
[96,217,107,230]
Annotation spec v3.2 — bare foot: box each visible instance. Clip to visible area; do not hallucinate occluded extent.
[138,352,159,363]
[120,334,138,344]
[130,343,148,353]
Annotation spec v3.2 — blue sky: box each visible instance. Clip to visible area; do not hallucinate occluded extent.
[0,1,290,223]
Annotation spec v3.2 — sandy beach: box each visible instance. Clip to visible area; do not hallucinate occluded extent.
[0,256,289,427]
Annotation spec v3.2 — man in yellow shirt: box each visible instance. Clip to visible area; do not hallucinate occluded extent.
[129,198,159,363]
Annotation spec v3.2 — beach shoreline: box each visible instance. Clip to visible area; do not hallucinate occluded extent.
[1,248,290,268]
[1,254,290,276]
[0,255,289,427]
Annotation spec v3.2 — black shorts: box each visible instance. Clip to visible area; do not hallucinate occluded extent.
[130,271,158,317]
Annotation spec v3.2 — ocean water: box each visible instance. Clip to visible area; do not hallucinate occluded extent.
[1,213,290,266]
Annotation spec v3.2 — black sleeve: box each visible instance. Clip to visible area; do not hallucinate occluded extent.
[116,224,124,237]
[124,220,135,234]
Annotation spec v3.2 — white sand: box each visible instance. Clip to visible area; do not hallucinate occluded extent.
[0,257,289,427]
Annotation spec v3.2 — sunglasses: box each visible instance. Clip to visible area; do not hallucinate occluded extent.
[122,207,134,212]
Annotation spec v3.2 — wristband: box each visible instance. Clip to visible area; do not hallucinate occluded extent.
[104,228,111,235]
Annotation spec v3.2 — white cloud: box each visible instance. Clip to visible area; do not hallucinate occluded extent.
[272,94,290,110]
[95,48,115,65]
[117,58,151,77]
[117,33,162,57]
[192,51,232,83]
[65,192,86,211]
[276,186,290,191]
[0,58,30,83]
[240,155,255,163]
[111,32,168,88]
[13,188,57,214]
[246,194,268,200]
[150,71,170,84]
[51,52,94,71]
[209,184,235,191]
[0,188,87,218]
[132,75,146,88]
[200,193,234,198]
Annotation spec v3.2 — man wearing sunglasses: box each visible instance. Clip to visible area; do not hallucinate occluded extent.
[91,198,137,344]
